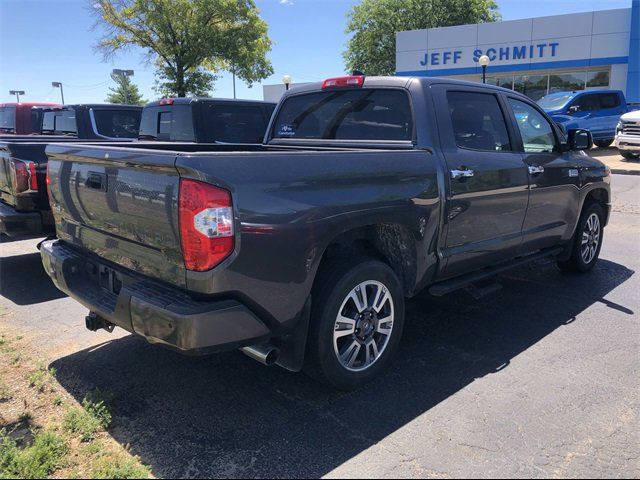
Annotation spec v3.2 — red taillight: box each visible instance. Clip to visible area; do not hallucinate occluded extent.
[10,159,37,194]
[159,98,175,106]
[179,179,234,272]
[321,75,365,89]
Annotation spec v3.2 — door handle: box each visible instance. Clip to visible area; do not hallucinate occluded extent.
[451,168,474,180]
[528,165,545,175]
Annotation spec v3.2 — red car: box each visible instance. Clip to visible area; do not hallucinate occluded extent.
[0,102,60,135]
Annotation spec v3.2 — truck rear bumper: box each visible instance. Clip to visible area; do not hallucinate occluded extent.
[0,201,43,238]
[40,239,271,354]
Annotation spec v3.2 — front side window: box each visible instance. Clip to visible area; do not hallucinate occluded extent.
[209,105,266,143]
[272,89,414,141]
[447,91,511,152]
[571,94,600,112]
[508,98,556,153]
[93,109,141,138]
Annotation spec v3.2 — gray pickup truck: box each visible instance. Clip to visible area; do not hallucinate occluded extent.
[41,76,611,390]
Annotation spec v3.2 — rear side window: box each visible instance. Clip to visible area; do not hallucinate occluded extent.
[0,107,16,132]
[208,104,267,143]
[447,91,511,151]
[598,93,620,109]
[272,89,413,141]
[139,105,195,141]
[41,110,77,135]
[92,109,141,138]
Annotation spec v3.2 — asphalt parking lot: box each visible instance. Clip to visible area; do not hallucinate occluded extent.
[0,175,638,479]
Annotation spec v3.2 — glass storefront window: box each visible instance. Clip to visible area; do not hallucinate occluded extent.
[586,70,610,88]
[549,71,586,93]
[514,75,548,101]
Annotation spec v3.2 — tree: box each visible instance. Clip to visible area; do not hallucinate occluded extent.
[344,0,501,76]
[94,0,273,97]
[105,73,146,105]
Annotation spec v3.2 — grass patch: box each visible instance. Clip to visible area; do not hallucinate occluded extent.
[0,428,67,479]
[0,381,11,402]
[89,452,151,479]
[63,391,112,443]
[26,365,57,392]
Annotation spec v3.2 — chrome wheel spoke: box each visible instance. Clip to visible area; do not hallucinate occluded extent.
[377,317,393,336]
[341,340,361,368]
[582,232,589,245]
[334,315,356,339]
[349,288,367,313]
[373,289,390,313]
[365,340,379,366]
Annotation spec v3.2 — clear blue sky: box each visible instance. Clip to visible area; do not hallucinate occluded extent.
[0,0,632,104]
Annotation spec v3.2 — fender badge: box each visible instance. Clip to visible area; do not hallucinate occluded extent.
[569,169,579,178]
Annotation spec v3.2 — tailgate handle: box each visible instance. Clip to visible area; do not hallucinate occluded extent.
[85,172,107,191]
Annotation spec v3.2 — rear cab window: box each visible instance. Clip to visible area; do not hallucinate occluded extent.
[92,109,141,138]
[207,104,268,143]
[139,105,195,141]
[0,107,16,133]
[41,109,78,136]
[271,89,414,142]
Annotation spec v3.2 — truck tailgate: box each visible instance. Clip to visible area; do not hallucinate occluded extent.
[46,144,186,287]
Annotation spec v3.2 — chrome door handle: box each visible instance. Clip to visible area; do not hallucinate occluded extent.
[451,169,474,179]
[528,165,545,175]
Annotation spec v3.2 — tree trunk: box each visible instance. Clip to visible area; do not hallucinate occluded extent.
[176,63,186,97]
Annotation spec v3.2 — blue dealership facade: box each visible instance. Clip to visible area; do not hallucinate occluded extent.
[396,1,640,103]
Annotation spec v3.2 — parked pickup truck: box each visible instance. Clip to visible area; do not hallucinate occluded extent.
[0,102,60,135]
[41,76,611,390]
[538,90,635,148]
[138,97,276,143]
[615,110,640,159]
[0,105,142,239]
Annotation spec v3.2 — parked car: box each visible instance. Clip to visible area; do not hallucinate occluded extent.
[138,98,276,143]
[40,76,611,390]
[538,90,635,148]
[0,104,143,239]
[39,104,142,139]
[615,110,640,159]
[0,102,60,135]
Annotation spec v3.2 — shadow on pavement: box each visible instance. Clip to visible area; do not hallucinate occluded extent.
[0,252,67,305]
[51,259,634,478]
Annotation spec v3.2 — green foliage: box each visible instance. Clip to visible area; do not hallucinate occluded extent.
[63,391,112,442]
[106,73,146,105]
[90,453,151,479]
[94,0,273,97]
[344,0,501,75]
[0,429,67,479]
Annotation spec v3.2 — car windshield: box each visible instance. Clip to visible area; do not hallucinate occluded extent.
[0,107,16,132]
[537,94,575,110]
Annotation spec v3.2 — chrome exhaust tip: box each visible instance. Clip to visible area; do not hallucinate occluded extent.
[241,344,280,366]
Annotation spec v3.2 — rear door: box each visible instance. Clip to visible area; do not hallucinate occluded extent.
[433,85,530,278]
[505,96,581,253]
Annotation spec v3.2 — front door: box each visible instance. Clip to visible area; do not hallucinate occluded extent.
[433,86,530,278]
[506,96,582,253]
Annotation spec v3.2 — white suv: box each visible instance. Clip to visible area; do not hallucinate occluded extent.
[615,110,640,159]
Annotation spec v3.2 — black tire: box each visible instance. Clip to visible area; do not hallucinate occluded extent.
[558,202,605,273]
[620,150,640,160]
[305,256,405,391]
[594,139,613,149]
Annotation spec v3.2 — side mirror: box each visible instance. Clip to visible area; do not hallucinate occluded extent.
[568,105,580,115]
[567,128,593,151]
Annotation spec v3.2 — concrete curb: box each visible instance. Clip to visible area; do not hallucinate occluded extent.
[611,168,640,175]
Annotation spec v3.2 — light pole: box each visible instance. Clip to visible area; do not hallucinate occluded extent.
[282,74,292,91]
[479,55,490,84]
[9,90,25,102]
[52,82,65,105]
[112,69,134,104]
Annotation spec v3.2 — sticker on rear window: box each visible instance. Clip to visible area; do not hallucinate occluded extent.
[278,124,296,137]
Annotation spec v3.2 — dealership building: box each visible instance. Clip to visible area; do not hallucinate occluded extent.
[395,1,639,102]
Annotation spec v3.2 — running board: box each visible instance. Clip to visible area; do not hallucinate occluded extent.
[429,247,564,297]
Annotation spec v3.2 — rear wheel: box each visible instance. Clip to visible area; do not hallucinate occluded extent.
[594,139,613,149]
[620,150,640,160]
[558,203,605,273]
[306,257,405,390]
